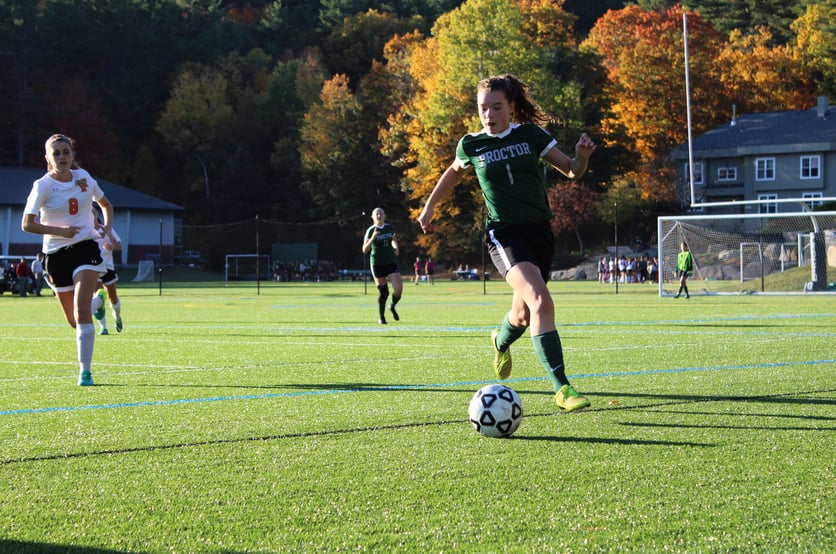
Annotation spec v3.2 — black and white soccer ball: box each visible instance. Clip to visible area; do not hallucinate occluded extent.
[468,384,523,438]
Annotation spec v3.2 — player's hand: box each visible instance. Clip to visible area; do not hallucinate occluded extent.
[575,133,597,159]
[60,225,81,238]
[417,206,434,234]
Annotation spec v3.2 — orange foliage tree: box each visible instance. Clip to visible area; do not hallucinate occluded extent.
[584,5,726,203]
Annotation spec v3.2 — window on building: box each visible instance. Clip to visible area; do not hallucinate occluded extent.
[685,162,704,184]
[758,193,778,214]
[802,192,823,209]
[800,155,821,179]
[716,167,737,182]
[755,158,775,181]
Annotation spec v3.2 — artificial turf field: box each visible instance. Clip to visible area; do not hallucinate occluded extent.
[0,279,833,553]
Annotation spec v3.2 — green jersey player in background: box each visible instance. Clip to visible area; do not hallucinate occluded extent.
[362,207,403,324]
[418,74,596,412]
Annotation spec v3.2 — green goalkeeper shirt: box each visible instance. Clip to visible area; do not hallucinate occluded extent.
[677,250,693,272]
[456,122,557,230]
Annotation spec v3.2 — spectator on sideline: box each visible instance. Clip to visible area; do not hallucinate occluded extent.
[21,133,112,386]
[413,256,423,285]
[417,74,595,412]
[31,252,45,296]
[424,256,435,285]
[15,258,32,297]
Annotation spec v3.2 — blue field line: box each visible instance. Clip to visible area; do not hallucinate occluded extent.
[1,358,833,417]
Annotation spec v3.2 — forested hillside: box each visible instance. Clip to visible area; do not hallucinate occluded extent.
[1,0,830,263]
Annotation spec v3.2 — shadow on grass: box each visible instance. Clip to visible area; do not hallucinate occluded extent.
[641,409,836,422]
[617,421,835,432]
[0,541,134,554]
[587,389,836,408]
[512,434,710,447]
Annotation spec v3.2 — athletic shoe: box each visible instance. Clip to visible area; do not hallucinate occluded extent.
[99,328,108,336]
[555,384,590,412]
[93,290,106,320]
[491,329,512,379]
[379,316,387,325]
[77,371,94,387]
[389,303,399,321]
[115,315,123,332]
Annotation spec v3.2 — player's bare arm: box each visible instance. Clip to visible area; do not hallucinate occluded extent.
[418,159,466,233]
[21,213,80,238]
[543,132,596,179]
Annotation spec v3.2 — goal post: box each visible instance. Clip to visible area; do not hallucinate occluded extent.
[224,254,271,283]
[657,211,836,296]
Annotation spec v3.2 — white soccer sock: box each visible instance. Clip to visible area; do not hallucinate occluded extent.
[91,293,104,314]
[111,299,121,317]
[77,323,95,373]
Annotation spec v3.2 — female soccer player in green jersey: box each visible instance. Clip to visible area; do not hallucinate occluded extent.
[417,74,596,412]
[362,207,403,324]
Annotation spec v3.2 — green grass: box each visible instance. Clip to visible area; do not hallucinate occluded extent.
[1,280,834,553]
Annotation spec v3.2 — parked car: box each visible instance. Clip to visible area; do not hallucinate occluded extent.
[174,250,206,268]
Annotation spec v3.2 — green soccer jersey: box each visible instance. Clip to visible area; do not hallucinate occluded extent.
[677,250,693,272]
[456,122,557,229]
[365,223,397,266]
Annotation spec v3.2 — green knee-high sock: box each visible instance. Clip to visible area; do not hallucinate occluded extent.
[532,330,569,391]
[495,312,526,352]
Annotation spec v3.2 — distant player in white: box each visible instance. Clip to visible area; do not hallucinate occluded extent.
[89,202,123,335]
[22,134,113,386]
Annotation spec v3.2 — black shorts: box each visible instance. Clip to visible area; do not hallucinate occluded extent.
[677,270,690,279]
[44,239,105,292]
[100,269,119,285]
[371,263,399,279]
[486,221,554,282]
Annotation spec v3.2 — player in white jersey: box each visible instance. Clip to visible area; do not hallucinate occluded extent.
[21,134,113,386]
[89,202,123,335]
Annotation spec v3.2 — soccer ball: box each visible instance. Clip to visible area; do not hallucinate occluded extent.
[468,384,523,438]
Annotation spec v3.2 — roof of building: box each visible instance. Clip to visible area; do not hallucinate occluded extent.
[0,167,183,211]
[672,100,836,159]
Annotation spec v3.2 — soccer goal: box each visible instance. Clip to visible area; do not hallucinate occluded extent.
[657,211,836,295]
[132,260,156,282]
[224,254,271,283]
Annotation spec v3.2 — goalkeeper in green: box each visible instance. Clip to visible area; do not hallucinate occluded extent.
[675,242,692,298]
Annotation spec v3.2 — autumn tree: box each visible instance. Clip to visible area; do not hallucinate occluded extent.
[716,26,815,113]
[584,5,726,204]
[547,180,599,255]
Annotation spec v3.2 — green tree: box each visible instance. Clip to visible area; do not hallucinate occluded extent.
[790,1,836,98]
[322,9,427,87]
[681,0,804,45]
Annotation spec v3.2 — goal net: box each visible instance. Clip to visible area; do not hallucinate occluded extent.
[225,254,271,282]
[657,211,836,295]
[132,260,156,282]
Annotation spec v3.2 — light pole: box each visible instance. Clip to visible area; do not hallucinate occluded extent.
[614,202,619,295]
